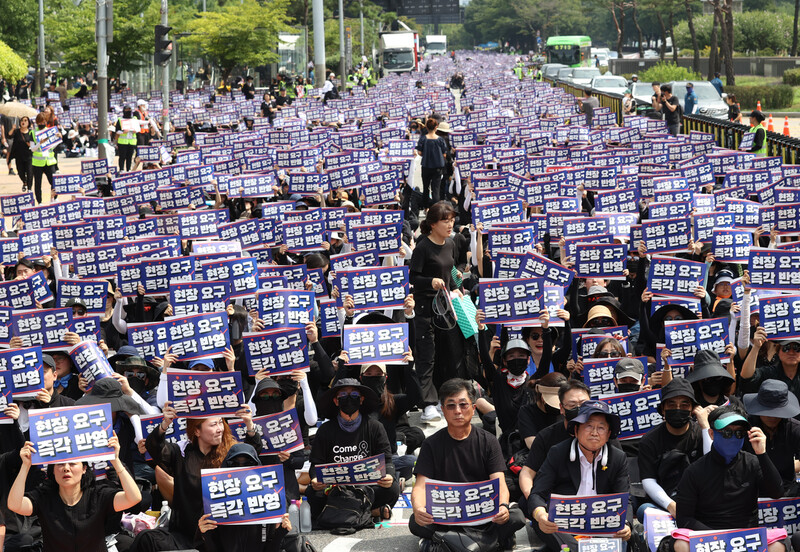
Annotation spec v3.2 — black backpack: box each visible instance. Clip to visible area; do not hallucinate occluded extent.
[315,485,374,534]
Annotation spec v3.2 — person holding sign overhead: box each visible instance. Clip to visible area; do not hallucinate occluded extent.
[8,434,142,552]
[528,400,631,551]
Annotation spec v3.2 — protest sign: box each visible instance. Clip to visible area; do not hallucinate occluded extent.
[169,280,230,317]
[687,528,767,552]
[647,256,708,299]
[574,243,627,279]
[643,508,677,552]
[255,289,315,329]
[600,389,663,439]
[281,219,326,252]
[425,478,500,526]
[319,299,342,339]
[127,311,230,361]
[140,414,188,460]
[12,308,72,350]
[201,257,259,299]
[664,318,730,366]
[342,323,409,365]
[516,252,575,289]
[340,265,409,311]
[748,248,800,290]
[69,341,115,391]
[228,408,304,455]
[168,369,244,418]
[759,295,800,340]
[316,453,387,485]
[548,493,628,536]
[583,357,649,398]
[29,404,114,464]
[479,278,545,325]
[711,229,752,264]
[0,346,44,399]
[759,497,800,534]
[242,327,309,376]
[201,464,286,525]
[56,279,108,314]
[642,218,691,254]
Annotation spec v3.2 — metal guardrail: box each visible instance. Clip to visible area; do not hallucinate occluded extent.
[546,77,800,162]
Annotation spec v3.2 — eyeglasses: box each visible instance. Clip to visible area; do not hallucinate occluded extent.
[782,343,800,353]
[581,424,609,435]
[528,332,542,341]
[337,391,361,401]
[444,401,473,411]
[718,428,747,439]
[595,350,619,358]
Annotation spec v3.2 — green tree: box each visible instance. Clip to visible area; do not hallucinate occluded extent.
[511,0,588,41]
[181,0,292,80]
[0,40,29,82]
[0,0,37,61]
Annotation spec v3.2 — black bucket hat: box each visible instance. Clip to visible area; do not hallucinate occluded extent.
[75,377,144,415]
[743,379,800,419]
[318,378,379,419]
[686,350,735,384]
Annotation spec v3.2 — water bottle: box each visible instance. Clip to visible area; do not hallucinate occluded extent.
[157,500,171,529]
[288,500,300,532]
[299,497,313,533]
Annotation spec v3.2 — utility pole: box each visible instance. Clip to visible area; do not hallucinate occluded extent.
[96,0,112,160]
[159,0,170,133]
[312,0,326,87]
[38,0,46,95]
[360,0,364,58]
[338,0,346,89]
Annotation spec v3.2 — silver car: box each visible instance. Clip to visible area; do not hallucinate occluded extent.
[667,81,728,119]
[570,67,603,86]
[589,75,628,95]
[543,64,567,80]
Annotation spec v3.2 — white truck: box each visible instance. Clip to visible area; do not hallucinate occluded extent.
[425,35,447,56]
[379,30,419,73]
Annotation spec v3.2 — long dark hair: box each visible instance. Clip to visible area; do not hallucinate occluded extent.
[419,201,455,235]
[42,462,95,493]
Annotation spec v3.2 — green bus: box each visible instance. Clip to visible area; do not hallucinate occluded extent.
[545,36,592,67]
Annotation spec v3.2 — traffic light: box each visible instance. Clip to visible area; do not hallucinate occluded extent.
[154,24,173,66]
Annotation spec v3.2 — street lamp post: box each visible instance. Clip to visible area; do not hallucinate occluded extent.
[312,0,326,87]
[338,0,346,91]
[38,0,46,95]
[97,0,110,160]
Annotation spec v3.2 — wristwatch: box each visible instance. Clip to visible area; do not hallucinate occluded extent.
[499,503,510,511]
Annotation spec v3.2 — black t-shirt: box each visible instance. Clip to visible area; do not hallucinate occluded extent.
[27,483,117,552]
[410,236,456,309]
[638,421,704,497]
[518,406,561,442]
[414,426,505,482]
[663,96,682,125]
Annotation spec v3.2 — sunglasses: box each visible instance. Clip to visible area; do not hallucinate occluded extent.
[337,391,362,401]
[123,371,146,380]
[528,332,542,341]
[718,428,747,439]
[595,351,619,358]
[663,315,683,322]
[590,318,615,327]
[782,343,800,353]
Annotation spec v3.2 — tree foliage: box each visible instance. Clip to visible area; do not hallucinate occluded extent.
[673,11,794,53]
[0,0,37,61]
[0,40,29,82]
[181,0,292,79]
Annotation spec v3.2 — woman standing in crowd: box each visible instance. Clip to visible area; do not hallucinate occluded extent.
[414,118,447,207]
[6,116,33,192]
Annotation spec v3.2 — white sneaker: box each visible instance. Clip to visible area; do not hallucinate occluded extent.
[420,404,441,422]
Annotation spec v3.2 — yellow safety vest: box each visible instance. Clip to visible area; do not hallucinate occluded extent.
[31,127,57,167]
[117,118,137,145]
[748,123,767,156]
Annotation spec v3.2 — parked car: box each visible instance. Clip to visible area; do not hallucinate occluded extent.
[589,75,628,95]
[555,67,574,84]
[570,67,603,86]
[631,82,654,107]
[542,63,567,80]
[667,81,728,119]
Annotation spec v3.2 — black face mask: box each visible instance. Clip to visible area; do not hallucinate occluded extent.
[564,406,581,422]
[664,409,692,429]
[278,379,299,396]
[256,394,284,415]
[702,379,724,397]
[506,358,528,376]
[128,376,146,396]
[361,376,386,397]
[617,383,641,394]
[338,395,361,416]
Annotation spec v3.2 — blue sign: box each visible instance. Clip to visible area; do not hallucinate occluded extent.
[349,222,402,256]
[330,250,378,273]
[642,218,691,254]
[583,357,649,398]
[0,346,44,399]
[688,528,767,552]
[168,369,244,418]
[201,464,286,525]
[69,341,115,391]
[29,403,114,464]
[758,497,800,534]
[425,479,500,526]
[548,493,629,535]
[178,211,220,240]
[748,248,800,290]
[255,289,315,329]
[127,311,230,361]
[319,299,342,339]
[56,279,107,314]
[479,278,545,325]
[229,408,304,455]
[574,243,627,279]
[0,272,54,309]
[242,327,309,376]
[759,294,800,340]
[516,252,575,289]
[12,308,72,350]
[342,323,409,365]
[643,507,677,552]
[712,229,752,263]
[201,257,259,299]
[340,265,409,311]
[281,218,326,252]
[664,317,730,366]
[35,126,62,153]
[472,200,525,227]
[316,453,387,485]
[600,389,663,440]
[0,193,34,217]
[169,280,230,317]
[647,256,708,299]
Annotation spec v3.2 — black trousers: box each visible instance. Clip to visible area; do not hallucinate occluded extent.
[409,508,526,547]
[305,481,401,520]
[32,164,54,204]
[14,157,32,190]
[421,166,443,206]
[118,143,135,171]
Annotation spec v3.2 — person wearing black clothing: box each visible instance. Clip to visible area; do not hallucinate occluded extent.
[743,379,800,496]
[685,350,736,409]
[414,118,447,207]
[0,444,45,552]
[260,93,276,125]
[9,435,141,552]
[528,401,631,551]
[411,379,526,550]
[673,405,786,552]
[306,378,399,522]
[658,84,682,136]
[637,379,708,521]
[195,444,290,552]
[140,402,260,549]
[275,89,292,109]
[516,371,567,450]
[241,76,255,101]
[6,116,33,191]
[519,380,592,500]
[409,201,459,419]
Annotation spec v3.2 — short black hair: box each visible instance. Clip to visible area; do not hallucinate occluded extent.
[439,378,476,404]
[708,403,747,427]
[558,380,591,404]
[652,81,660,87]
[660,84,672,93]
